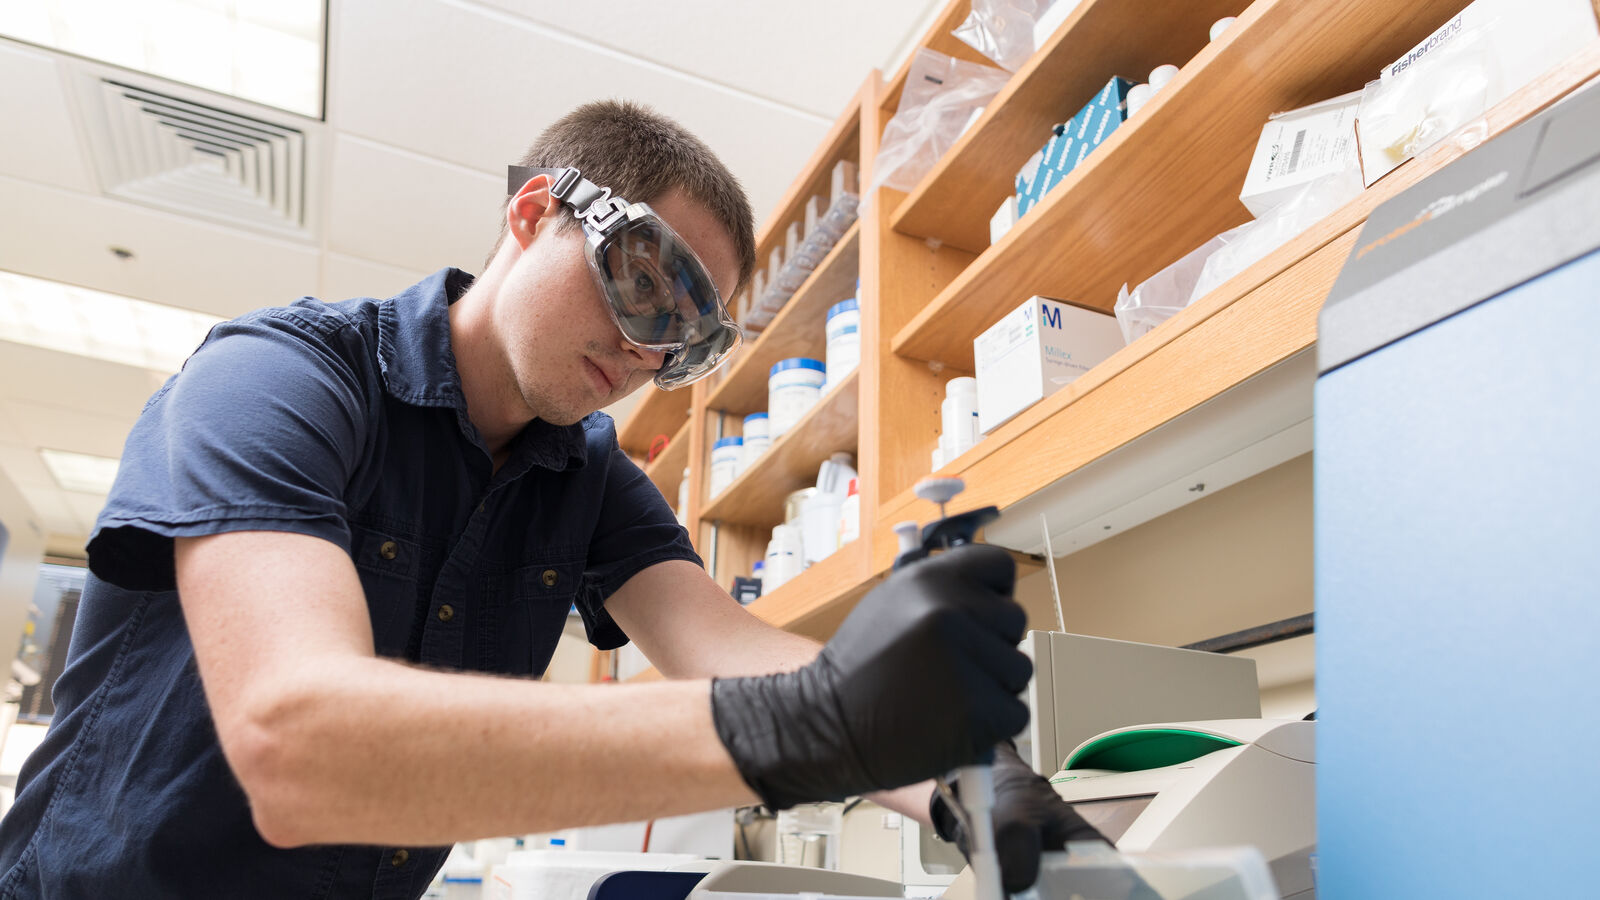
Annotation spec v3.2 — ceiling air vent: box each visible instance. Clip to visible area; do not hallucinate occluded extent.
[75,76,314,238]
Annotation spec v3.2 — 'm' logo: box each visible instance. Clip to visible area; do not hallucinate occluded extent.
[1041,304,1062,329]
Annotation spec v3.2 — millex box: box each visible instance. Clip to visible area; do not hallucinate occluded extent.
[974,296,1125,434]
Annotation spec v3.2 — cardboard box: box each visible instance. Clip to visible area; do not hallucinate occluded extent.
[1239,91,1361,217]
[990,194,1020,245]
[1015,77,1133,216]
[1358,0,1598,186]
[974,296,1124,434]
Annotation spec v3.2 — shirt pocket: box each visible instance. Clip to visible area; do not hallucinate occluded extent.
[348,524,423,659]
[488,559,583,676]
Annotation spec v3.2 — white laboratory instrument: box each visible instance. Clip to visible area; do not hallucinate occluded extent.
[903,631,1260,892]
[1051,718,1317,899]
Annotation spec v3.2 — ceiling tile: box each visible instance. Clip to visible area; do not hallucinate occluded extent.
[329,0,827,219]
[12,484,78,538]
[0,175,322,320]
[0,443,56,489]
[59,490,110,536]
[0,343,169,419]
[0,41,95,194]
[4,401,136,460]
[326,136,504,273]
[321,253,431,304]
[475,0,942,117]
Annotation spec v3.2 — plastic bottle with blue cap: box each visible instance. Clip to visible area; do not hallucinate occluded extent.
[768,357,826,439]
[709,436,743,497]
[824,281,861,391]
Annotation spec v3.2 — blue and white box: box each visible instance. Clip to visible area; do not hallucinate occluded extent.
[974,295,1125,433]
[1015,76,1134,215]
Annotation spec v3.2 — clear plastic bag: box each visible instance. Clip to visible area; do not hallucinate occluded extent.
[1114,229,1240,344]
[1188,162,1365,303]
[866,49,1011,196]
[1356,22,1500,180]
[953,0,1045,72]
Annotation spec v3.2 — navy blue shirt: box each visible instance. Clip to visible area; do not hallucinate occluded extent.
[0,268,699,899]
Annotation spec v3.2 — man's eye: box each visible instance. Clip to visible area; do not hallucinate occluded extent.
[633,272,657,297]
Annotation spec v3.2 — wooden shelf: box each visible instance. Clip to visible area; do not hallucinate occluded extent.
[876,39,1600,548]
[891,0,1246,254]
[701,370,861,529]
[616,386,692,458]
[890,0,1480,369]
[744,538,880,639]
[643,418,691,505]
[706,223,860,416]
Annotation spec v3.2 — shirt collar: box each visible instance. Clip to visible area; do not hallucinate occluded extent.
[377,267,588,471]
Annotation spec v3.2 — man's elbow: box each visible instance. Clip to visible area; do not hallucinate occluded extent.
[221,684,340,848]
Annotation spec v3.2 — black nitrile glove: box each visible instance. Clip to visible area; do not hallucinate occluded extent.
[710,543,1031,810]
[930,741,1110,893]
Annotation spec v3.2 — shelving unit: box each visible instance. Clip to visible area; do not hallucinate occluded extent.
[705,223,860,416]
[642,418,691,507]
[616,0,1600,680]
[701,371,860,529]
[616,385,691,460]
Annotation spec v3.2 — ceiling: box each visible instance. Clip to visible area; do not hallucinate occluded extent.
[0,0,946,557]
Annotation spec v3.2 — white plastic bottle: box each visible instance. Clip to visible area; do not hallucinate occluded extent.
[824,294,860,390]
[675,467,690,525]
[742,412,770,470]
[768,358,826,439]
[709,437,743,496]
[941,377,981,462]
[763,523,805,593]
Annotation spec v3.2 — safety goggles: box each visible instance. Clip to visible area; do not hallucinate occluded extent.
[507,165,743,390]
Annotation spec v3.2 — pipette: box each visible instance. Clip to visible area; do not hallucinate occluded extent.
[896,477,1006,900]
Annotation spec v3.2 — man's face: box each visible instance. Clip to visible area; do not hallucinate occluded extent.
[495,190,741,426]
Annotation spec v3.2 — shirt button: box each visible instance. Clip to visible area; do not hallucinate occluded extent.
[542,569,559,587]
[378,541,398,560]
[437,604,455,622]
[390,849,409,867]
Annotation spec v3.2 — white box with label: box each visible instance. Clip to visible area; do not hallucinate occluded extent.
[974,296,1124,434]
[1239,91,1361,217]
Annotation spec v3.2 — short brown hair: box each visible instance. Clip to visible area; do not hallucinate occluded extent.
[489,100,756,294]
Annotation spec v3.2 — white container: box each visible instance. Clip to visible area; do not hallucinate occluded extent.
[1239,91,1361,217]
[837,478,860,549]
[974,296,1125,434]
[768,358,826,439]
[709,437,742,497]
[741,413,770,470]
[763,523,805,593]
[489,850,698,900]
[801,491,843,566]
[942,377,980,459]
[824,297,860,390]
[1148,64,1180,91]
[675,467,690,525]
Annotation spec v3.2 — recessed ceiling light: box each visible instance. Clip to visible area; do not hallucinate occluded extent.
[0,270,224,373]
[0,0,326,118]
[39,448,120,495]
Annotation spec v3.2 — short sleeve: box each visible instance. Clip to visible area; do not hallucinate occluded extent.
[578,439,702,649]
[87,309,371,591]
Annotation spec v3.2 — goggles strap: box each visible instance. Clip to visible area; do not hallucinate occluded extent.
[508,166,628,234]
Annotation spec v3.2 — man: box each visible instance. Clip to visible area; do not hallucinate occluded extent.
[0,101,1096,898]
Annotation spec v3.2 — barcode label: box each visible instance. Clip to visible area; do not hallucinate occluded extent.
[1286,129,1307,174]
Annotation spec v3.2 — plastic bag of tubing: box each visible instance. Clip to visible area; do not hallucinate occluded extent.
[953,0,1046,71]
[1188,163,1366,304]
[1356,22,1500,178]
[1114,228,1240,345]
[866,49,1011,197]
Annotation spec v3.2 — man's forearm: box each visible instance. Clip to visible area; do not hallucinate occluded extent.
[239,656,756,848]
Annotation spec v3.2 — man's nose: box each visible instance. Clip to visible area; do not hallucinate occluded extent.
[621,338,666,370]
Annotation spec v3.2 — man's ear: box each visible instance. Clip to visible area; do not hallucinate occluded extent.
[506,174,561,250]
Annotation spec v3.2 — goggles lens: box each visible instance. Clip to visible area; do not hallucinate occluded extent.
[592,216,741,389]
